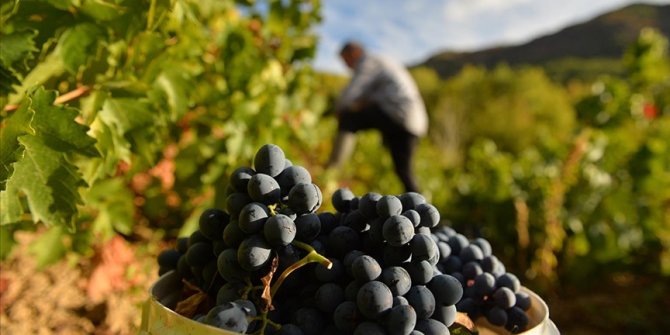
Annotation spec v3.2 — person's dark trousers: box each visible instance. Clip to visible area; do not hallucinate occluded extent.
[338,104,420,193]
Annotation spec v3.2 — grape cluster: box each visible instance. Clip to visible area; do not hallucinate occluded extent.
[156,144,533,335]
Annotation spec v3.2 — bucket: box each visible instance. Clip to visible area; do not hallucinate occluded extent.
[140,271,559,335]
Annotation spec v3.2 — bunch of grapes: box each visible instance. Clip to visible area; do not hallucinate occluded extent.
[156,144,533,335]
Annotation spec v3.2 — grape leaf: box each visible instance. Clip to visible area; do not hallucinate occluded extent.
[0,30,37,69]
[0,64,20,95]
[0,97,35,190]
[2,135,86,229]
[79,0,127,22]
[30,87,99,157]
[55,22,104,73]
[0,225,16,259]
[84,178,134,237]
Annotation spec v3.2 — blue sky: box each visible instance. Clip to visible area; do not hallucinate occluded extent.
[313,0,670,74]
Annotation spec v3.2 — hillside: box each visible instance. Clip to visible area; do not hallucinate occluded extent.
[418,3,670,81]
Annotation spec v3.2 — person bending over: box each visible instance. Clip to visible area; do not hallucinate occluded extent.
[326,41,428,193]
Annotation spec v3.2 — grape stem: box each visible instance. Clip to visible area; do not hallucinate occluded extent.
[269,240,332,297]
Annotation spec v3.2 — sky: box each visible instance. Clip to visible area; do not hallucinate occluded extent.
[313,0,670,74]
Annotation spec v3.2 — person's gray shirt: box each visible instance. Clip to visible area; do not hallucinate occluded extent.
[336,54,428,137]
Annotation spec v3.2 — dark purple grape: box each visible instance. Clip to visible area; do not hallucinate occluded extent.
[356,281,393,319]
[254,144,286,177]
[230,167,255,192]
[198,208,229,240]
[264,214,297,247]
[405,285,436,320]
[332,188,355,213]
[247,173,281,205]
[383,215,415,247]
[384,304,417,335]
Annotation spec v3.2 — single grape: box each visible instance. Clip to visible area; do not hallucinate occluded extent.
[415,203,440,228]
[186,242,214,267]
[496,272,521,293]
[356,281,393,319]
[238,202,270,234]
[515,291,532,311]
[384,304,417,335]
[414,318,449,335]
[383,215,415,247]
[237,235,272,271]
[157,249,181,269]
[359,192,383,219]
[459,244,484,264]
[493,287,517,309]
[410,233,439,264]
[485,306,508,327]
[427,274,463,306]
[343,210,369,232]
[380,266,412,296]
[473,272,496,297]
[254,144,286,177]
[247,173,281,205]
[276,165,312,197]
[198,208,229,240]
[205,301,251,333]
[462,261,483,280]
[376,195,403,218]
[506,306,530,333]
[217,282,246,305]
[351,255,382,282]
[288,183,322,214]
[264,214,297,247]
[398,192,426,211]
[332,188,355,213]
[471,237,492,257]
[230,167,255,192]
[432,305,457,327]
[401,209,421,227]
[223,220,247,249]
[294,213,321,242]
[446,234,469,255]
[217,249,249,283]
[333,301,359,332]
[404,285,436,320]
[404,260,434,285]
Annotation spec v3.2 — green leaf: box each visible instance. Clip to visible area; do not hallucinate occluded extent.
[99,97,154,133]
[31,88,99,156]
[3,135,86,229]
[29,226,67,268]
[84,178,134,237]
[79,0,127,22]
[0,64,20,95]
[0,96,35,190]
[55,23,104,73]
[0,29,37,68]
[154,69,191,120]
[0,226,15,259]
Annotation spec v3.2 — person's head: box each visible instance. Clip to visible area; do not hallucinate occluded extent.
[339,41,365,70]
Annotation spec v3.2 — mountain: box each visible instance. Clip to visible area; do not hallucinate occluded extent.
[417,3,670,81]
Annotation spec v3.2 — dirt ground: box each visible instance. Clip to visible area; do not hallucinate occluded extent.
[1,231,669,335]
